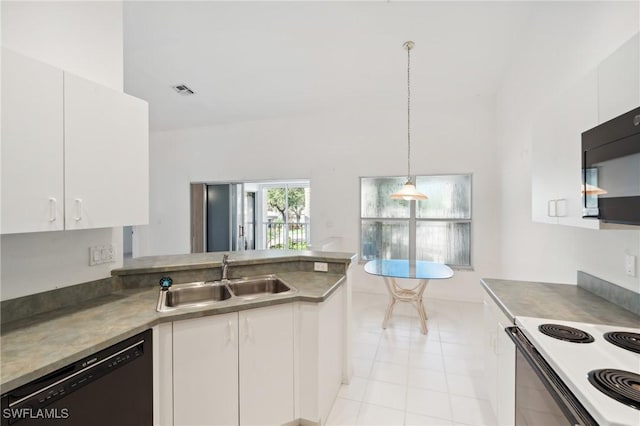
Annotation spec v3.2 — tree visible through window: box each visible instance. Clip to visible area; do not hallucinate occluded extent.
[264,185,309,250]
[360,175,472,267]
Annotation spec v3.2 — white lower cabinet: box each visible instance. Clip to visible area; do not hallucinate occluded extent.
[298,286,345,424]
[173,312,239,426]
[172,304,294,426]
[483,292,515,426]
[239,304,294,426]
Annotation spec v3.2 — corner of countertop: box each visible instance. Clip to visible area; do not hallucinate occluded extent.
[480,278,517,323]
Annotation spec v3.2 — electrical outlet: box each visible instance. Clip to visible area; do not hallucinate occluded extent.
[625,254,636,277]
[314,262,328,272]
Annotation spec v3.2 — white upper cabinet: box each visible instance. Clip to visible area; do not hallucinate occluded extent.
[598,33,640,123]
[64,73,149,230]
[1,48,64,233]
[531,69,599,228]
[532,32,639,228]
[1,49,149,234]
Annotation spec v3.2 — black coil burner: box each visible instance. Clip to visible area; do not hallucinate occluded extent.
[538,324,595,343]
[604,331,640,355]
[588,369,640,410]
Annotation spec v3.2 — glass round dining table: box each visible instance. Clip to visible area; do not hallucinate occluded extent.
[364,259,454,334]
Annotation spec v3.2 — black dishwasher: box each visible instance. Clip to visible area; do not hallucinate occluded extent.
[1,329,152,425]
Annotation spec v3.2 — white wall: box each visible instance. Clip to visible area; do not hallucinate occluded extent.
[0,1,125,300]
[496,1,640,293]
[140,96,502,302]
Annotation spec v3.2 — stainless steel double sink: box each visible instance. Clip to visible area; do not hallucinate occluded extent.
[156,275,296,312]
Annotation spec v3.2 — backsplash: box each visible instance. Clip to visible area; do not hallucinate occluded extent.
[577,271,640,316]
[0,277,114,325]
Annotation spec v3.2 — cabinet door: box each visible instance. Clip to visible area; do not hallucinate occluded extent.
[1,48,64,233]
[496,320,516,426]
[531,112,561,225]
[483,293,515,426]
[598,33,640,123]
[64,72,148,230]
[173,313,239,426]
[318,287,344,423]
[554,69,599,228]
[482,298,499,418]
[239,304,294,426]
[531,68,599,229]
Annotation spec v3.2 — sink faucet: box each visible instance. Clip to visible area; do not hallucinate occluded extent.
[221,254,230,281]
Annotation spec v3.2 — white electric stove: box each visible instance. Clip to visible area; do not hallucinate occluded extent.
[515,316,640,426]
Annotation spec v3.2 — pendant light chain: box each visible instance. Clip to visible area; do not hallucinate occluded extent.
[390,41,427,201]
[407,42,412,183]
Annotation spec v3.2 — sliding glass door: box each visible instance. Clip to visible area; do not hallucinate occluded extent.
[263,183,310,250]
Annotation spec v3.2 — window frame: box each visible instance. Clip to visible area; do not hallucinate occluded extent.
[359,173,473,270]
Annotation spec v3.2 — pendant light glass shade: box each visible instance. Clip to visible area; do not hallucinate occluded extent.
[391,40,427,201]
[581,183,608,195]
[391,181,428,201]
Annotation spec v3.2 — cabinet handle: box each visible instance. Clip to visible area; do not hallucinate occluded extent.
[244,317,251,340]
[227,320,234,342]
[48,197,57,222]
[74,198,83,221]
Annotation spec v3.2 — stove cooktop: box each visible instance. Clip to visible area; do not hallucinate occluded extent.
[517,317,640,426]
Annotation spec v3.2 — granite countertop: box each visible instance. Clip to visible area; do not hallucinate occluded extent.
[0,270,346,393]
[481,278,640,327]
[114,249,357,275]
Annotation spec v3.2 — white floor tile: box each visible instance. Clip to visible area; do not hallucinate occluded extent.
[406,388,452,421]
[443,357,483,375]
[330,293,492,426]
[409,352,445,371]
[339,376,369,401]
[383,322,414,337]
[356,403,405,426]
[353,342,380,360]
[380,333,412,350]
[326,397,361,426]
[362,380,407,411]
[353,357,375,378]
[410,338,443,355]
[446,373,489,400]
[407,368,448,392]
[354,331,383,346]
[440,343,483,362]
[376,346,411,365]
[370,361,409,385]
[405,412,454,426]
[449,395,496,425]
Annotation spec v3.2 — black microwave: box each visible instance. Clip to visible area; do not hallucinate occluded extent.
[581,106,640,225]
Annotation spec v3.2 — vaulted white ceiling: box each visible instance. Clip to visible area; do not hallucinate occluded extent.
[123,1,534,132]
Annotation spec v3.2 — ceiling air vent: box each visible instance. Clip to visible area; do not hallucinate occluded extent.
[172,84,195,95]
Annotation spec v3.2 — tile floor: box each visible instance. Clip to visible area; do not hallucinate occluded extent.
[326,291,496,426]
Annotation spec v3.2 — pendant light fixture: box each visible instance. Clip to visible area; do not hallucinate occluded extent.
[391,41,428,201]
